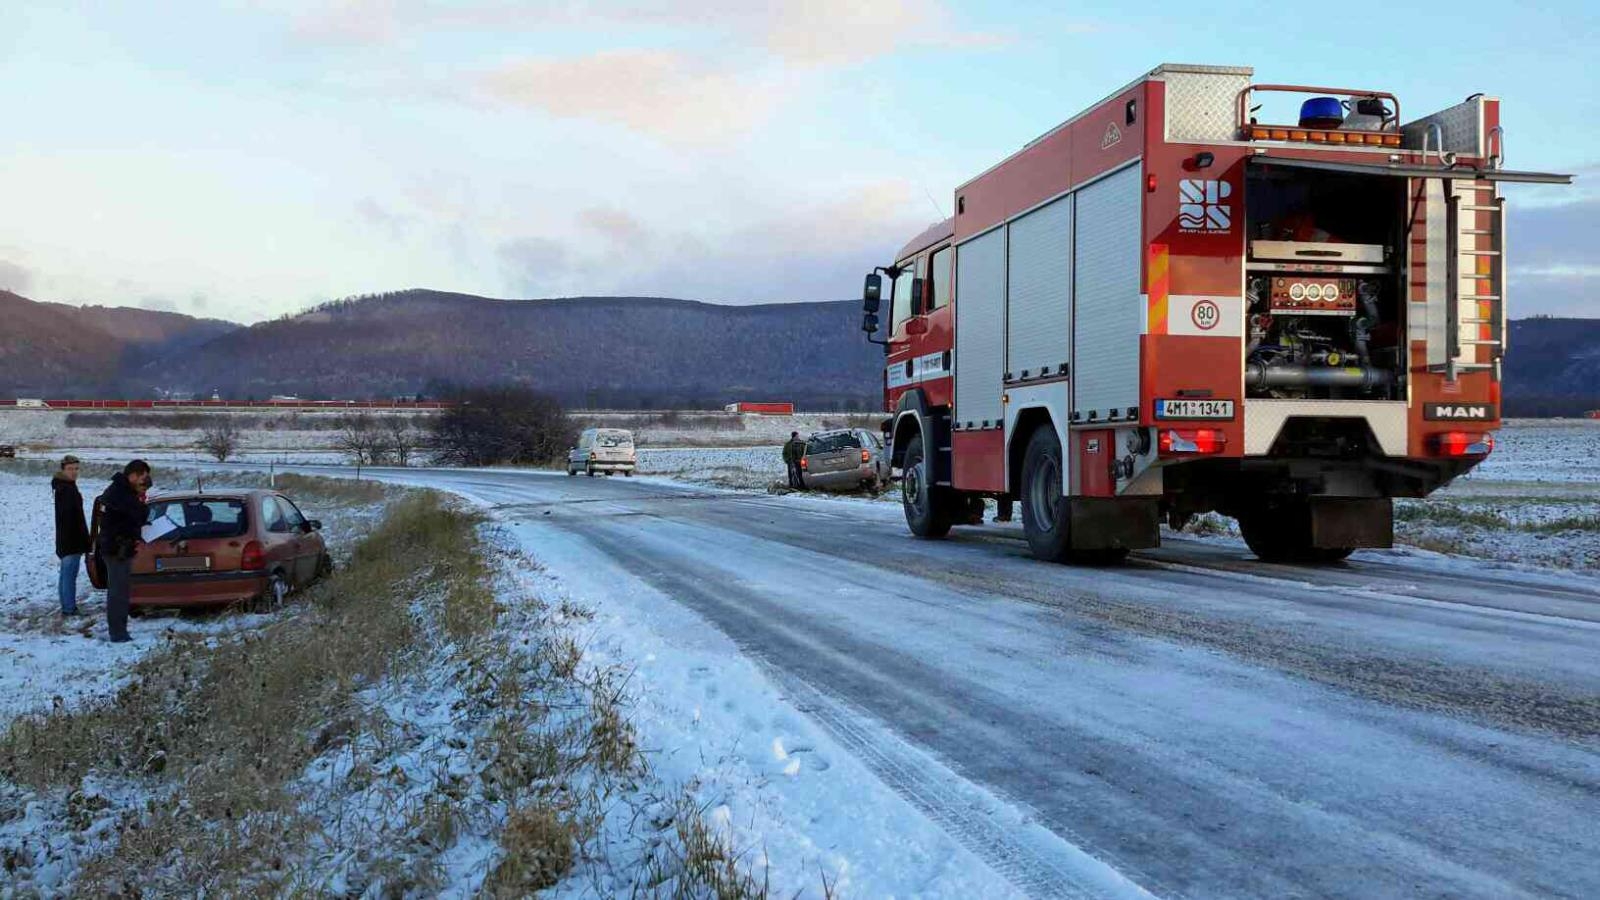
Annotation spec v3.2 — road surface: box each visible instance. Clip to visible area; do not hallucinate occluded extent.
[325,466,1600,897]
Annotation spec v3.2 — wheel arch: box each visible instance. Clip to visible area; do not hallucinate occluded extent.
[1007,406,1058,496]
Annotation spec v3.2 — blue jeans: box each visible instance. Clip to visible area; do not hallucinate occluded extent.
[58,554,83,614]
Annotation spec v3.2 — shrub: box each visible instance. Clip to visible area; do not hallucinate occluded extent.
[429,386,577,467]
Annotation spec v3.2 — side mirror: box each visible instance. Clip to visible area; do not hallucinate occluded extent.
[861,312,880,334]
[307,519,322,532]
[862,273,882,313]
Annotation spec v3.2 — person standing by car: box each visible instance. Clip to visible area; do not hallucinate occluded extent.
[782,431,807,489]
[95,460,152,643]
[52,455,89,616]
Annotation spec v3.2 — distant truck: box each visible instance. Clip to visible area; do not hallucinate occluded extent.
[723,401,795,415]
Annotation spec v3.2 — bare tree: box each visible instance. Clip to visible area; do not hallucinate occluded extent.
[335,413,386,466]
[383,416,418,467]
[196,418,241,462]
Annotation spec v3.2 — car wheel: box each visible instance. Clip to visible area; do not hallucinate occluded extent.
[624,470,632,477]
[567,466,575,476]
[253,572,289,614]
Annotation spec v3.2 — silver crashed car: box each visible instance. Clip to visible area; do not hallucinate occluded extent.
[800,428,887,492]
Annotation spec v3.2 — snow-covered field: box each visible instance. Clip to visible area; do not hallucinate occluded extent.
[636,446,785,489]
[1466,418,1600,483]
[0,469,386,724]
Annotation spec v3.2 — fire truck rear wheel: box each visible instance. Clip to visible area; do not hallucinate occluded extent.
[1021,426,1073,562]
[1238,502,1354,563]
[901,433,954,538]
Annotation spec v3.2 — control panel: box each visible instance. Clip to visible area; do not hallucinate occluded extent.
[1269,277,1357,316]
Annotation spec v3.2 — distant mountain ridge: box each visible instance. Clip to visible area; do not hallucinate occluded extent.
[0,291,239,396]
[1,289,1595,414]
[137,290,885,409]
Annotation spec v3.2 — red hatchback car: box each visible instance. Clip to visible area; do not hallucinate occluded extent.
[92,490,331,610]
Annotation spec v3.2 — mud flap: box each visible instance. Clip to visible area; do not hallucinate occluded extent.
[1309,497,1393,549]
[1069,497,1160,551]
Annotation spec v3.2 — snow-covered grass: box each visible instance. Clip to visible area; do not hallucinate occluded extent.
[0,487,799,897]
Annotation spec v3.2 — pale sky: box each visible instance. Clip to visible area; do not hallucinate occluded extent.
[1,1,1594,323]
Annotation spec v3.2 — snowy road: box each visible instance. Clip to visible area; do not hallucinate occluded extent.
[291,466,1598,897]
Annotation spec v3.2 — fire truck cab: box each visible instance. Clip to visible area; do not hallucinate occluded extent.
[862,64,1570,564]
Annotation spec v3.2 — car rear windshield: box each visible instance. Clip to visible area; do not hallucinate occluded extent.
[145,499,249,541]
[807,433,862,454]
[597,431,633,448]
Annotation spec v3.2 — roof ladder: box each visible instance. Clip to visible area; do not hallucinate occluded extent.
[1439,181,1505,382]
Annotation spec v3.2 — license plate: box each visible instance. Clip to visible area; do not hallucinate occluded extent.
[156,556,211,573]
[1154,399,1235,420]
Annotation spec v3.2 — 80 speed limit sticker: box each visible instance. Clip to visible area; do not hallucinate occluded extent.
[1190,298,1220,330]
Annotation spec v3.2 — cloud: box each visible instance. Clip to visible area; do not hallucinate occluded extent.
[497,236,572,292]
[1506,193,1600,317]
[475,50,785,144]
[579,208,651,246]
[0,259,33,294]
[287,0,1011,64]
[492,179,927,301]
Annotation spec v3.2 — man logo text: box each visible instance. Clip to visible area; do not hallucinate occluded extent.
[1424,403,1494,421]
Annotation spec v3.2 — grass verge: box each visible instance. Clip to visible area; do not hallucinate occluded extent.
[0,490,776,897]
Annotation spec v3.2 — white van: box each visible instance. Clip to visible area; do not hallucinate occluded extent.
[567,428,636,477]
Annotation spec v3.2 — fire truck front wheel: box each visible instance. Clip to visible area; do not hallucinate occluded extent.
[1021,426,1074,562]
[900,433,954,538]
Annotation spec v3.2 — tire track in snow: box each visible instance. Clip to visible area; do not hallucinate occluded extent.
[772,672,1157,900]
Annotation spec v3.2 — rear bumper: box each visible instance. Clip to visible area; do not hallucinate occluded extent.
[584,460,635,472]
[802,466,881,490]
[130,571,268,608]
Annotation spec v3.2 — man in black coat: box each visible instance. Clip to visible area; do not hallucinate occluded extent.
[52,456,90,615]
[95,460,153,643]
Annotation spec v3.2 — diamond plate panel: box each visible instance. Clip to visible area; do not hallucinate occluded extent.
[1402,99,1484,156]
[1243,400,1408,456]
[1164,71,1251,142]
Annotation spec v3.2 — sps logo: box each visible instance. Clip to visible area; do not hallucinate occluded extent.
[1178,179,1232,232]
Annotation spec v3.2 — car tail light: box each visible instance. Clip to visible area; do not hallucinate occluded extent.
[1431,431,1493,457]
[241,540,265,571]
[1159,429,1227,455]
[861,449,871,463]
[799,457,808,470]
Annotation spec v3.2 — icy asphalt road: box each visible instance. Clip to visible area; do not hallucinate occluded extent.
[300,466,1599,897]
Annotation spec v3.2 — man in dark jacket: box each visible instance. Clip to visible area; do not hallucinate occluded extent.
[52,456,90,615]
[782,431,807,489]
[95,460,152,643]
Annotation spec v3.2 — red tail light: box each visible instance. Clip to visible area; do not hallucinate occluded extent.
[1158,429,1227,455]
[240,540,265,571]
[1431,431,1494,457]
[861,449,871,463]
[799,457,808,470]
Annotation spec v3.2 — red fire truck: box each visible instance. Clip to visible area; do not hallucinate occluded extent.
[861,64,1569,564]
